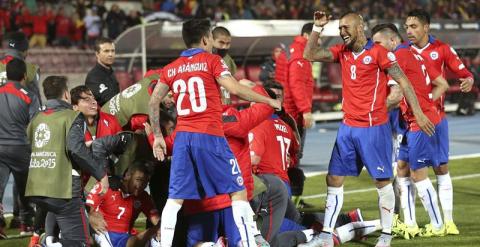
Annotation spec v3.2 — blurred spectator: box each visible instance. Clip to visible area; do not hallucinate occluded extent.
[29,5,51,48]
[83,8,102,48]
[259,45,283,83]
[54,6,73,47]
[71,12,85,47]
[126,10,142,28]
[90,0,107,19]
[161,0,177,13]
[45,5,56,46]
[106,4,126,39]
[16,5,33,39]
[74,0,87,18]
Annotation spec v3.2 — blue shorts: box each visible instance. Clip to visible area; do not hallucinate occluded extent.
[329,123,393,179]
[437,117,449,164]
[398,125,441,170]
[187,207,241,247]
[169,132,245,199]
[108,231,129,247]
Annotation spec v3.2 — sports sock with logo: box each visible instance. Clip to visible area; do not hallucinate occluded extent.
[231,200,257,247]
[160,199,182,247]
[437,172,453,222]
[377,183,395,234]
[397,176,417,227]
[322,186,344,233]
[336,219,381,243]
[415,178,443,229]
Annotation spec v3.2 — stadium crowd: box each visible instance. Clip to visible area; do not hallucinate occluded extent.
[1,0,479,49]
[0,0,478,246]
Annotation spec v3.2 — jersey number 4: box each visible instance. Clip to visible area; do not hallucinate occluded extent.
[173,77,207,116]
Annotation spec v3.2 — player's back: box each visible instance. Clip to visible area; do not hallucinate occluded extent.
[395,45,440,130]
[250,116,296,183]
[161,49,230,136]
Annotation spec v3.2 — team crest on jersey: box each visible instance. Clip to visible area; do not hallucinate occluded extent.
[134,200,141,209]
[387,52,396,62]
[34,123,51,148]
[121,84,142,98]
[236,176,244,186]
[430,51,439,60]
[363,56,372,64]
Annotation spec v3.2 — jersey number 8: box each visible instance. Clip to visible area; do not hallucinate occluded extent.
[173,77,207,116]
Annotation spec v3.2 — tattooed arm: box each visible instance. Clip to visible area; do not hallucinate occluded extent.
[388,63,435,136]
[148,81,170,161]
[386,84,403,111]
[303,11,335,63]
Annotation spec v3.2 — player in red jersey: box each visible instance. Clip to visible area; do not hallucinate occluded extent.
[300,11,433,247]
[148,19,281,247]
[86,163,160,247]
[371,23,450,239]
[404,9,475,235]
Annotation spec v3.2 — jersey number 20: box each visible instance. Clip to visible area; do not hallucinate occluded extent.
[173,77,207,116]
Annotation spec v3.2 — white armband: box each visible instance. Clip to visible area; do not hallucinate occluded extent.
[312,25,324,33]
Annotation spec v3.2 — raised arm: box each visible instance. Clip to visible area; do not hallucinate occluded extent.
[388,63,435,135]
[217,76,281,110]
[148,81,170,161]
[303,11,335,63]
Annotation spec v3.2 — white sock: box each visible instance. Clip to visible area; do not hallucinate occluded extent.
[302,229,315,242]
[199,243,215,247]
[377,183,395,234]
[437,173,453,222]
[160,199,182,247]
[231,200,257,247]
[336,220,381,243]
[415,178,443,229]
[397,177,417,227]
[322,186,344,233]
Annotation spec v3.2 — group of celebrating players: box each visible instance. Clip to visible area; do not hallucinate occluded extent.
[13,6,475,247]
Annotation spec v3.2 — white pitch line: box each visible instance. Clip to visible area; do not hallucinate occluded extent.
[302,173,480,200]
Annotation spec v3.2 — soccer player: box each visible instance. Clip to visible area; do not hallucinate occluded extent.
[148,19,281,247]
[87,163,160,247]
[301,11,434,247]
[371,23,450,238]
[404,9,474,235]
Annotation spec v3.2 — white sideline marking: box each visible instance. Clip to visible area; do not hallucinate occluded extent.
[302,173,480,200]
[304,153,480,178]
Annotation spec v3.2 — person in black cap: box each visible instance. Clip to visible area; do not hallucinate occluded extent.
[1,31,41,102]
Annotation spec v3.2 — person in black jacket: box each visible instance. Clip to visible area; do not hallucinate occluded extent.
[85,37,120,106]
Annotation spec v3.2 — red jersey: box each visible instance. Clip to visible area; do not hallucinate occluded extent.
[394,44,441,131]
[330,39,397,127]
[409,35,473,117]
[86,184,158,233]
[159,49,230,136]
[249,115,299,183]
[183,87,274,215]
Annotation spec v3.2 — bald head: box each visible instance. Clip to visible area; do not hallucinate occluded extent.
[338,12,366,50]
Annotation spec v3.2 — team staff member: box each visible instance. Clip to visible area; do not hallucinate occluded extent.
[212,26,236,75]
[85,37,119,106]
[25,76,129,246]
[71,85,123,180]
[0,58,40,237]
[0,32,41,101]
[285,23,315,160]
[405,9,474,235]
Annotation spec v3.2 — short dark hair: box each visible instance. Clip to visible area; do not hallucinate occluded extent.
[263,80,284,99]
[371,23,403,42]
[182,19,212,48]
[94,37,114,52]
[43,76,68,100]
[301,22,314,36]
[125,161,150,178]
[212,26,231,39]
[160,110,175,136]
[6,58,26,81]
[70,85,93,105]
[407,9,430,24]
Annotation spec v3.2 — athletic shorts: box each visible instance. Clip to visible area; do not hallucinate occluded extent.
[329,123,393,179]
[398,124,441,171]
[436,117,449,164]
[186,207,241,247]
[94,231,129,247]
[169,132,245,199]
